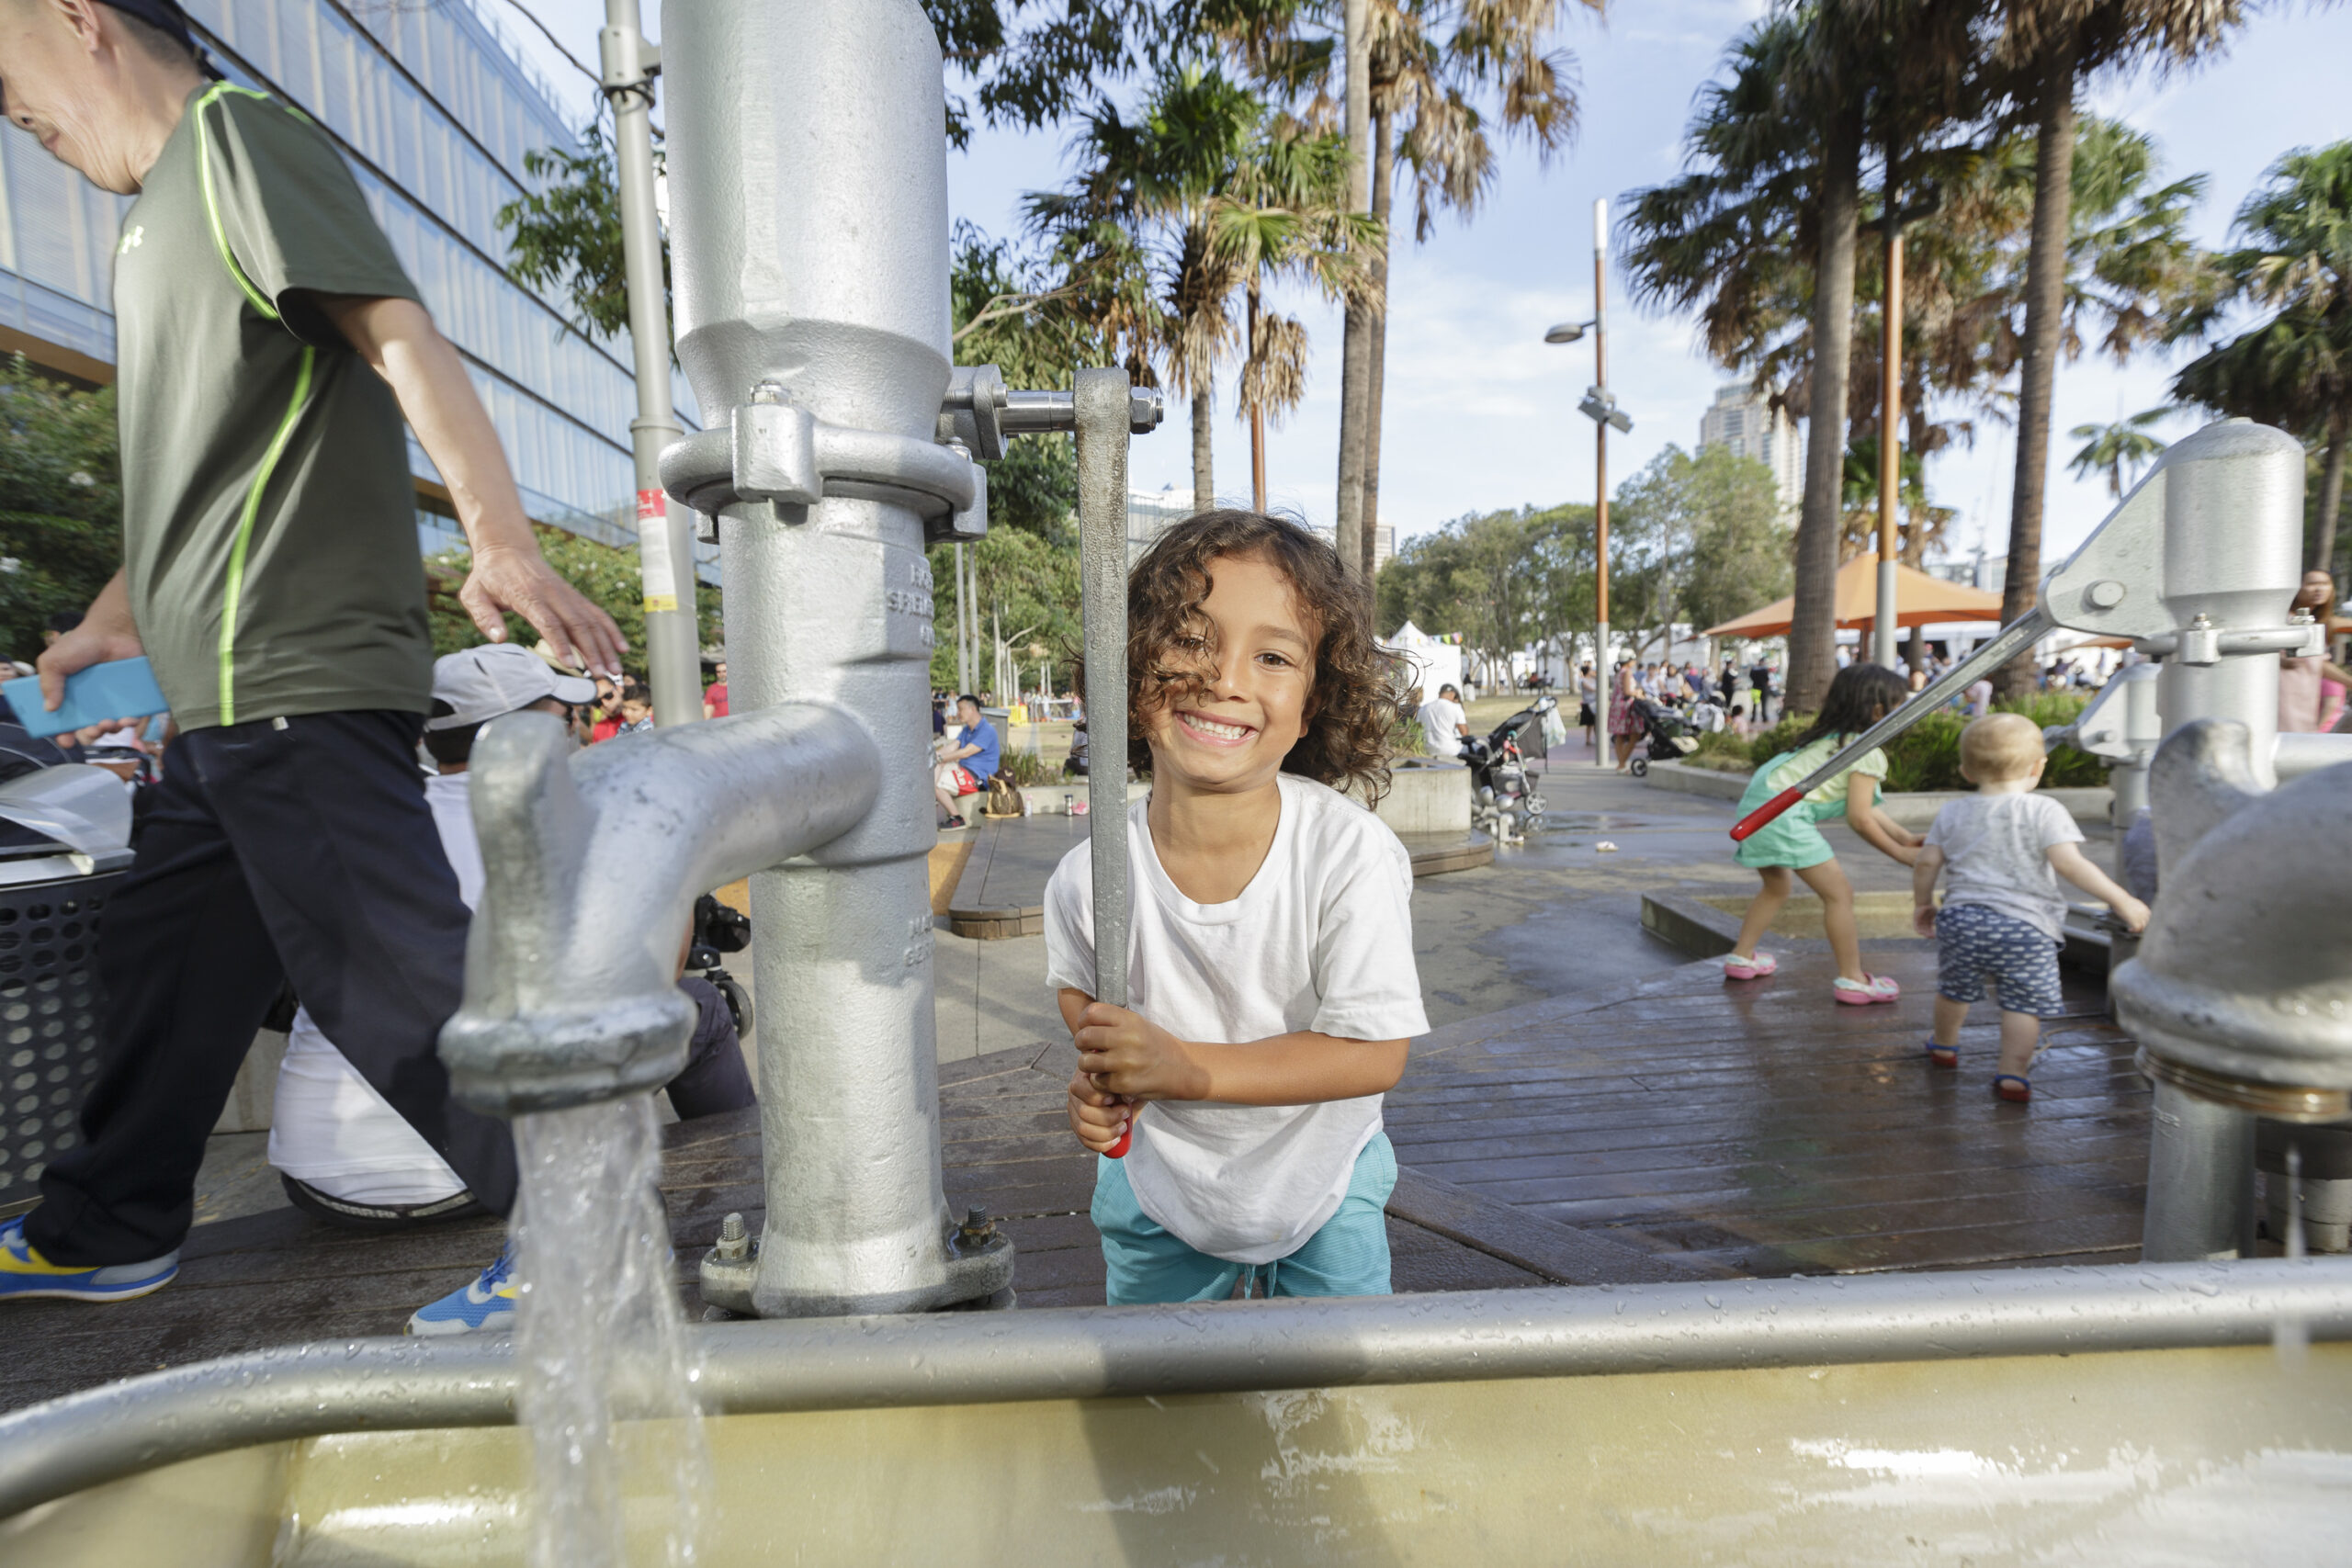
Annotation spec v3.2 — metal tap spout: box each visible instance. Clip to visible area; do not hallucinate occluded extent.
[439,706,880,1116]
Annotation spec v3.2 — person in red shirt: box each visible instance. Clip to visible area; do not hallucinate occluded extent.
[703,660,729,719]
[590,674,624,742]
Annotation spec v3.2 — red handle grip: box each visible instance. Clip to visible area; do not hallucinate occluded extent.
[1104,1124,1132,1159]
[1729,786,1804,842]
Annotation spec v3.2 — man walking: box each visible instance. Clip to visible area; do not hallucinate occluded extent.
[0,0,624,1306]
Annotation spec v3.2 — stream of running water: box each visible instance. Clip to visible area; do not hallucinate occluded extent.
[512,1097,708,1567]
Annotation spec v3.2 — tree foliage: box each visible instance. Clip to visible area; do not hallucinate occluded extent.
[0,359,122,664]
[1376,503,1591,682]
[2170,141,2352,574]
[1608,444,1793,649]
[497,126,650,346]
[927,523,1087,693]
[1376,444,1790,675]
[1025,63,1367,501]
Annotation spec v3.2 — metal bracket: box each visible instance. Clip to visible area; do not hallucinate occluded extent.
[659,387,981,536]
[2042,467,2169,637]
[940,367,1166,454]
[596,28,660,92]
[2132,618,2318,665]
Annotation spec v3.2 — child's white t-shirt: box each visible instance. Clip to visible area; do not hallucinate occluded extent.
[1044,773,1430,1264]
[1924,789,2084,940]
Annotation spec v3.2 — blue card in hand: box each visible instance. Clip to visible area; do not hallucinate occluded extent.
[3,658,170,739]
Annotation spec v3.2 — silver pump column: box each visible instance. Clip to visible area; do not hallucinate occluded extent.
[2045,417,2323,1262]
[661,0,1006,1315]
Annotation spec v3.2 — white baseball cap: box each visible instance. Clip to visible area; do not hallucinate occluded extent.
[428,643,597,731]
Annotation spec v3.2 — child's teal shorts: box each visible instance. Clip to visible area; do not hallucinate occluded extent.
[1732,761,1847,871]
[1091,1133,1396,1305]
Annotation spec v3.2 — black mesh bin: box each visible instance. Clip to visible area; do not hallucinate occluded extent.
[0,871,124,1216]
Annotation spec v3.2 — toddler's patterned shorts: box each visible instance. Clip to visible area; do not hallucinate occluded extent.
[1935,902,2064,1018]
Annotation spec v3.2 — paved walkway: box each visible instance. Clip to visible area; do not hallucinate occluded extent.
[0,750,2148,1414]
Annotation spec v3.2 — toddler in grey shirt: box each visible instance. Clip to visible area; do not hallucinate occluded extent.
[1912,714,2149,1103]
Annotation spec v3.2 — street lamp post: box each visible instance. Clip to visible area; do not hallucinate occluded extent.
[1546,198,1633,768]
[1873,194,1905,672]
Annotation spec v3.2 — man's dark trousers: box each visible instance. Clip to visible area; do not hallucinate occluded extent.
[27,710,516,1265]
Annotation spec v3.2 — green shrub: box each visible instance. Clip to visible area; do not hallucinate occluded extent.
[1736,692,2102,792]
[1689,728,1755,767]
[999,749,1057,787]
[1747,712,1813,766]
[1882,711,1964,794]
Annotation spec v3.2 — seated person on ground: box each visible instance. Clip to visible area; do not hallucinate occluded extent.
[933,693,1000,827]
[270,643,757,1232]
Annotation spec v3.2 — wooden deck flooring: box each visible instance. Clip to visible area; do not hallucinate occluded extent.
[0,942,2151,1415]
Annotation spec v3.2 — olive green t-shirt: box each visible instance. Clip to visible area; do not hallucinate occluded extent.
[111,84,432,730]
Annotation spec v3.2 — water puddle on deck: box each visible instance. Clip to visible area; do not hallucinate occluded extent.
[513,1097,708,1566]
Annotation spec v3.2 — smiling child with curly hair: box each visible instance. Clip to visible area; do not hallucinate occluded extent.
[1047,510,1429,1303]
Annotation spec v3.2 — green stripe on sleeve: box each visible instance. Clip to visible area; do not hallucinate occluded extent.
[191,83,279,321]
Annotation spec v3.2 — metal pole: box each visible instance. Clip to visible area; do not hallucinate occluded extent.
[2142,1079,2258,1261]
[7,1258,2350,1518]
[1075,370,1130,1016]
[601,0,703,725]
[1592,197,1611,766]
[1873,201,1903,671]
[953,543,970,694]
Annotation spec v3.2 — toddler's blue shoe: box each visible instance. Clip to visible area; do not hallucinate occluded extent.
[0,1213,178,1302]
[406,1241,518,1337]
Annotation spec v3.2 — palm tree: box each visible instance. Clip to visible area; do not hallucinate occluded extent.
[2068,409,2171,496]
[2170,142,2352,578]
[1619,8,1874,711]
[1227,0,1592,589]
[1209,118,1371,509]
[1027,66,1363,511]
[1989,0,2249,694]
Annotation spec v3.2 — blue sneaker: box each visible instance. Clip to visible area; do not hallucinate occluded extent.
[0,1213,178,1302]
[406,1241,517,1336]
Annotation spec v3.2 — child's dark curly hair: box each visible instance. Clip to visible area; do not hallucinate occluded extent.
[1795,662,1911,748]
[1106,509,1408,805]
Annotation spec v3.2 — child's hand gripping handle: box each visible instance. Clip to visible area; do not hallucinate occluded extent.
[1724,606,2056,843]
[1075,370,1136,1158]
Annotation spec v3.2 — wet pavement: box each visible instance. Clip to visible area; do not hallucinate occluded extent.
[58,742,2154,1415]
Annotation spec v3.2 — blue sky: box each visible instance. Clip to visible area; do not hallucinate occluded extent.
[523,0,2352,564]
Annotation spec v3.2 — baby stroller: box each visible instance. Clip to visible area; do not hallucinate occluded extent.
[1626,699,1701,777]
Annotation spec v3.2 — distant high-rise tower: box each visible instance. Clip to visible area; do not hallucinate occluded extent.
[1699,384,1805,512]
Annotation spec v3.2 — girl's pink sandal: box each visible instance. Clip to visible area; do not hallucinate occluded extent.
[1832,974,1902,1006]
[1722,953,1778,981]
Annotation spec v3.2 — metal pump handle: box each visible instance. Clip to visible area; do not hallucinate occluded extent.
[1073,369,1136,1158]
[1728,607,2053,841]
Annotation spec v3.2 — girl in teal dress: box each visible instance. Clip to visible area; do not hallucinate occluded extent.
[1724,663,1923,1003]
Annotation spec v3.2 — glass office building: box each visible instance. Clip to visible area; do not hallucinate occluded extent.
[0,0,711,579]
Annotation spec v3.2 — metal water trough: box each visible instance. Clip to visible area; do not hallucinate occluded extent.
[2,1261,2347,1562]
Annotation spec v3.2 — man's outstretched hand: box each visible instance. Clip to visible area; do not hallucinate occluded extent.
[460,545,627,678]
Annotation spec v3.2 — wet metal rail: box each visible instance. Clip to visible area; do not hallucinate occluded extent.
[0,1259,2344,1520]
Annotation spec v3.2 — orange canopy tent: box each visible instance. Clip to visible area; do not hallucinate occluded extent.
[1703,555,2006,639]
